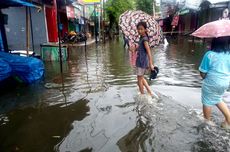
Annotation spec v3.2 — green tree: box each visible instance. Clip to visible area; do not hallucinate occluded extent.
[105,0,135,37]
[136,0,157,15]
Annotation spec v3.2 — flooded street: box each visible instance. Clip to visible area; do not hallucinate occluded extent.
[0,38,229,152]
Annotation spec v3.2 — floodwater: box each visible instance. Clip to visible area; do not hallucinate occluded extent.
[0,37,229,152]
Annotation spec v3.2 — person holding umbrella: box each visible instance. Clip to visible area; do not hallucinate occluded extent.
[219,8,229,20]
[192,20,230,129]
[119,10,162,99]
[130,21,157,98]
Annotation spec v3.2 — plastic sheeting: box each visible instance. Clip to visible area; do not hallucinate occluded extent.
[0,51,44,84]
[0,59,11,81]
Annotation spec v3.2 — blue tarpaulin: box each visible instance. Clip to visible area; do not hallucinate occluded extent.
[0,59,11,81]
[0,51,44,84]
[0,0,36,8]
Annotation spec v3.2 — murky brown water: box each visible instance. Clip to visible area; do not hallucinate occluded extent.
[0,37,229,152]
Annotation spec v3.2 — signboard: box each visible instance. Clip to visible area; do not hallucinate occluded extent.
[179,9,190,15]
[66,6,75,18]
[83,0,101,3]
[171,15,179,26]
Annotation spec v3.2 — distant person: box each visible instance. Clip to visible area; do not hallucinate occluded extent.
[219,8,229,20]
[199,37,230,129]
[123,34,129,49]
[171,13,179,36]
[129,22,158,98]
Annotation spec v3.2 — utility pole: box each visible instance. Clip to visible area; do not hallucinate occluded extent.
[98,2,101,42]
[56,0,63,73]
[100,0,103,43]
[153,0,155,18]
[103,0,105,43]
[29,7,34,52]
[94,3,98,43]
[83,4,87,49]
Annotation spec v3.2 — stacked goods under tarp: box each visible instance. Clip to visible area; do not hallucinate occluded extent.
[0,51,44,84]
[0,59,11,81]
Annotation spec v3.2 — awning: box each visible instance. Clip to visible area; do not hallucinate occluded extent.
[0,0,37,8]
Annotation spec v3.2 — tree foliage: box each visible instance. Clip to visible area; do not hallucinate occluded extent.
[104,0,160,36]
[136,0,154,15]
[105,0,134,22]
[105,0,135,34]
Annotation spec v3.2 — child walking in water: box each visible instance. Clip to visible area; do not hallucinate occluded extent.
[130,22,156,97]
[199,37,230,129]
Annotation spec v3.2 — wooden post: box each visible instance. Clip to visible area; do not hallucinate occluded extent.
[94,3,98,43]
[98,2,101,42]
[83,4,87,49]
[29,7,34,52]
[102,0,105,43]
[26,7,30,56]
[0,10,9,52]
[56,0,63,73]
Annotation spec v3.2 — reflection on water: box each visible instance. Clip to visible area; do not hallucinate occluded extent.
[0,99,90,151]
[0,38,229,151]
[153,38,204,88]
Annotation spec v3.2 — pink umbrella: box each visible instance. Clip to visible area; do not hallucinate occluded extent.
[119,10,163,47]
[191,20,230,38]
